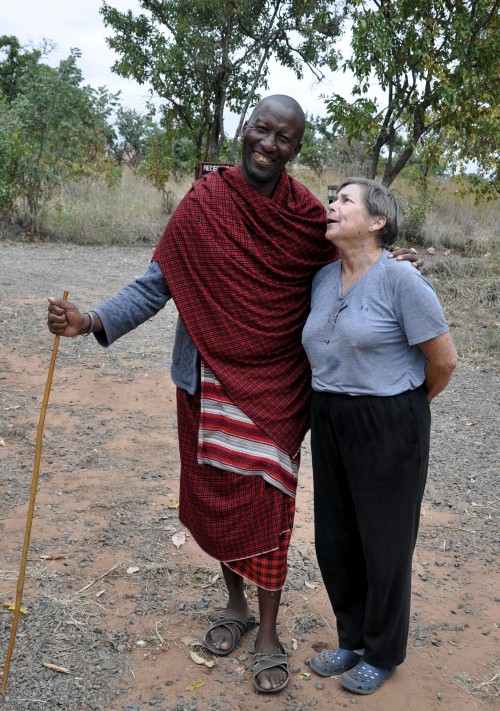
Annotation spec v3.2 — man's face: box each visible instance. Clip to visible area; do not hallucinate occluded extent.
[240,100,302,197]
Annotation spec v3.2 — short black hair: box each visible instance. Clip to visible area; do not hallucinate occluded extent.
[250,95,306,143]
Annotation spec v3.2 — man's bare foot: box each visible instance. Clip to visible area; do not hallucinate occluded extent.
[204,603,254,654]
[253,630,289,692]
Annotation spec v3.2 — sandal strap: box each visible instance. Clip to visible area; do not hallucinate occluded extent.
[253,643,288,675]
[206,617,246,642]
[203,615,257,656]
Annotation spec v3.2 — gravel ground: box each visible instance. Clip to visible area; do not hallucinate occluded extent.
[0,242,498,711]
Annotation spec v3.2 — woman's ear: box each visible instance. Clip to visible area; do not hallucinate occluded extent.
[370,215,387,232]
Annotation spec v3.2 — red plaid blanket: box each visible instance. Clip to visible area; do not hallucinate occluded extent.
[198,362,300,497]
[153,166,337,455]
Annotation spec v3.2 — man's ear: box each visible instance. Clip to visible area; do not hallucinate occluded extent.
[290,142,302,161]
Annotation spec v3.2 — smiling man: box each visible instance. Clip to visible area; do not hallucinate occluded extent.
[47,95,420,696]
[240,96,304,195]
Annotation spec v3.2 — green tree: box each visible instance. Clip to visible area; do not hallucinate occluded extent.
[139,122,197,211]
[297,115,371,175]
[100,0,343,168]
[296,116,333,174]
[324,0,500,193]
[443,101,500,200]
[0,35,43,104]
[111,107,154,171]
[0,104,25,215]
[0,46,118,232]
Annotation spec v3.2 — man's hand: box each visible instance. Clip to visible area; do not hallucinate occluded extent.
[47,297,89,337]
[388,247,423,270]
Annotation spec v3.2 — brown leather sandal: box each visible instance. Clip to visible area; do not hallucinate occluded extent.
[202,615,257,656]
[253,642,289,693]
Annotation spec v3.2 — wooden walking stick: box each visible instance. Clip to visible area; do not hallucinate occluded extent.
[1,291,69,695]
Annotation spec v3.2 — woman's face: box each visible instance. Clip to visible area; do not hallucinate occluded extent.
[325,183,373,244]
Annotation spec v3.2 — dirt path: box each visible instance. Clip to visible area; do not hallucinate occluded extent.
[0,243,498,711]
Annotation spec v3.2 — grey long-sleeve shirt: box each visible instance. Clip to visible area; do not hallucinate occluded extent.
[92,260,199,394]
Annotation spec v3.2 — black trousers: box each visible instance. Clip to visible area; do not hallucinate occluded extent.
[311,387,430,668]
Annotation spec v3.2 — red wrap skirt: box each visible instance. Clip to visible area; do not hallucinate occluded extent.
[176,387,295,591]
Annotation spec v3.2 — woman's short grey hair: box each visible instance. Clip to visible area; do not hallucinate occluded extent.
[337,177,401,247]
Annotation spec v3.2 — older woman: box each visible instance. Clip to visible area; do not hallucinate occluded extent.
[302,178,457,695]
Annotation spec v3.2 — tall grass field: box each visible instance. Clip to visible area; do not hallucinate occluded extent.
[3,166,499,370]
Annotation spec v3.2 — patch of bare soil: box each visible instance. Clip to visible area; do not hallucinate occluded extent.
[0,243,498,711]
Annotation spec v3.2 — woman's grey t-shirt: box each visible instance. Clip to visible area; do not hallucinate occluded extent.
[302,250,449,396]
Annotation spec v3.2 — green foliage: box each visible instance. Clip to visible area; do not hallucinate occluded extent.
[140,127,176,210]
[0,102,24,214]
[0,35,42,103]
[297,115,371,175]
[456,172,500,202]
[100,0,344,165]
[296,116,333,174]
[445,99,500,200]
[110,107,155,172]
[324,0,500,196]
[396,191,433,245]
[0,43,119,232]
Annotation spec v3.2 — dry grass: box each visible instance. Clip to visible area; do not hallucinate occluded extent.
[455,661,500,700]
[422,198,499,255]
[288,166,344,206]
[36,166,500,370]
[39,166,500,256]
[287,612,321,635]
[424,256,500,370]
[46,170,194,245]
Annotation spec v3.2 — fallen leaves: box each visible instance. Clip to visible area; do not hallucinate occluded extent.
[172,531,186,549]
[190,651,215,668]
[181,638,216,668]
[181,633,216,691]
[304,580,319,590]
[2,603,28,614]
[42,662,70,674]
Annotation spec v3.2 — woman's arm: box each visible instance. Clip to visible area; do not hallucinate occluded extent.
[418,332,458,401]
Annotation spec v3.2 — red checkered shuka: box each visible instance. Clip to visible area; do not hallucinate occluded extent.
[153,166,337,456]
[225,516,294,591]
[176,385,295,581]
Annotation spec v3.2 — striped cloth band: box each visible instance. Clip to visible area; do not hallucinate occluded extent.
[198,364,299,498]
